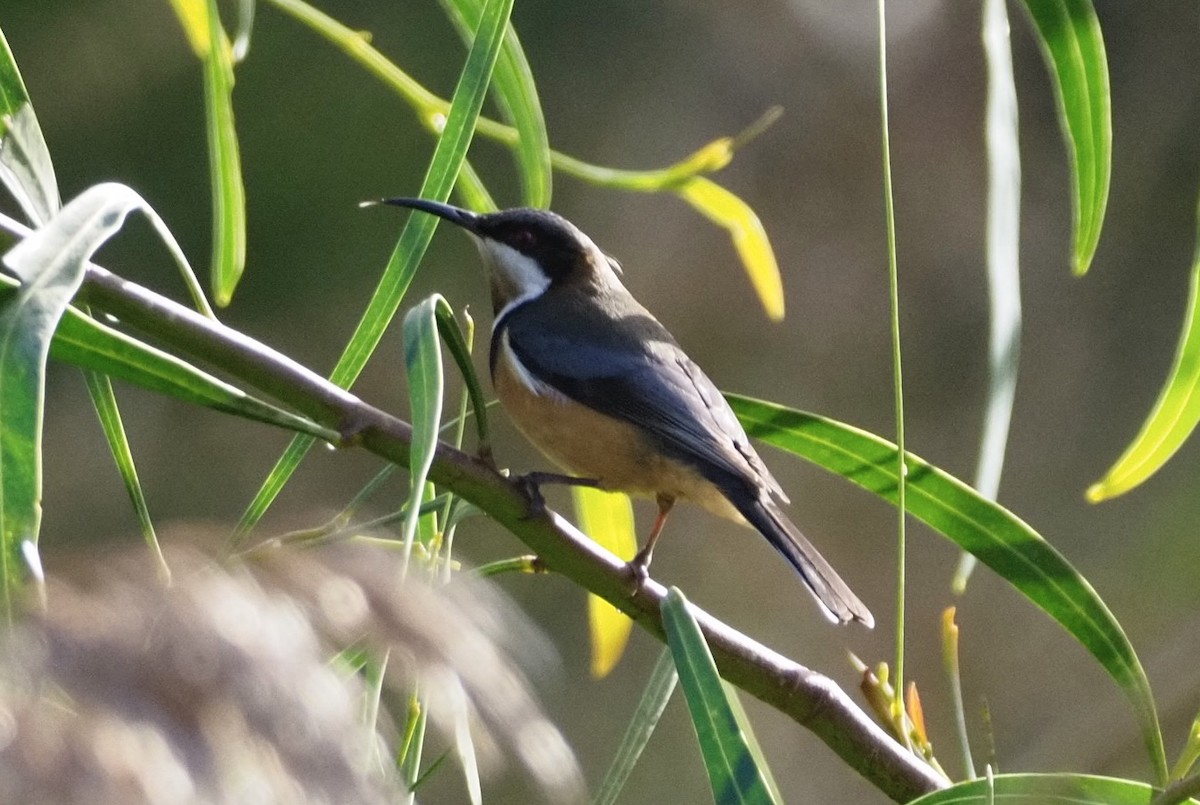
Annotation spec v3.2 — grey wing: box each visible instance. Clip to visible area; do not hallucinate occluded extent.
[503,297,787,501]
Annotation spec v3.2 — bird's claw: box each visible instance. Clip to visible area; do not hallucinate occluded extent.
[513,472,603,519]
[626,547,653,595]
[514,474,548,519]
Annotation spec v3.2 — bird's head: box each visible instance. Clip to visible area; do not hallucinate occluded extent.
[378,198,622,316]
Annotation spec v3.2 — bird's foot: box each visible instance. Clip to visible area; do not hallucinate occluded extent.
[514,474,548,518]
[513,472,603,519]
[625,545,654,595]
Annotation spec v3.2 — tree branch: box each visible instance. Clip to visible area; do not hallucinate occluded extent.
[76,265,946,802]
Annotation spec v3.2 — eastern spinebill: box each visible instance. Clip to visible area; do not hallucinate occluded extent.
[379,198,873,627]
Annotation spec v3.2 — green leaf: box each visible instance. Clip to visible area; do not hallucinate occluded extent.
[573,486,636,678]
[908,772,1166,805]
[235,0,514,541]
[81,367,170,583]
[676,177,784,321]
[661,587,779,805]
[432,300,490,453]
[0,25,30,117]
[1020,0,1111,275]
[721,681,785,805]
[0,183,178,611]
[0,102,60,228]
[202,0,247,305]
[0,28,57,228]
[956,0,1023,592]
[726,394,1167,783]
[1088,186,1200,502]
[593,647,678,805]
[41,292,335,440]
[438,0,551,208]
[400,295,446,563]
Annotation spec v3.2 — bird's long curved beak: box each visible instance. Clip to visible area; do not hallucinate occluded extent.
[377,197,481,233]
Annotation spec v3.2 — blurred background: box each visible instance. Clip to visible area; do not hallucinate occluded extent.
[3,0,1200,801]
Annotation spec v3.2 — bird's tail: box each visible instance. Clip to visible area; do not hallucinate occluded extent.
[738,495,874,627]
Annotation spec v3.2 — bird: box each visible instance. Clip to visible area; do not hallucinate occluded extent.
[380,197,873,627]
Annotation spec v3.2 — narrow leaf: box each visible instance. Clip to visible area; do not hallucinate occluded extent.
[593,647,678,805]
[400,295,446,564]
[438,0,551,207]
[0,29,58,227]
[43,295,335,440]
[432,300,490,453]
[0,104,59,228]
[81,367,170,582]
[957,0,1023,591]
[166,0,210,56]
[676,177,784,321]
[1020,0,1111,275]
[726,394,1167,782]
[721,681,785,805]
[1088,186,1200,502]
[661,587,779,805]
[572,486,636,678]
[0,183,171,610]
[202,0,247,305]
[235,0,514,540]
[0,26,30,116]
[908,772,1162,805]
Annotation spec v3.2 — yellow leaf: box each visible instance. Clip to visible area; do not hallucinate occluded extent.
[573,487,636,678]
[1088,195,1200,502]
[677,177,785,321]
[166,0,211,57]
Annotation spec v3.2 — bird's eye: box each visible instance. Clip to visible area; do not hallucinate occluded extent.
[512,228,536,250]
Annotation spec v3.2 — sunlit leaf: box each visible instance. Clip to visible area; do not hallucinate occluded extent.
[0,183,186,612]
[432,300,490,453]
[1088,187,1200,502]
[572,486,636,678]
[400,295,446,563]
[0,26,30,118]
[957,0,1023,591]
[166,0,210,56]
[438,0,551,208]
[1020,0,1111,275]
[676,177,784,321]
[726,394,1167,782]
[235,0,515,540]
[908,772,1164,804]
[202,0,246,305]
[0,102,59,226]
[662,587,779,805]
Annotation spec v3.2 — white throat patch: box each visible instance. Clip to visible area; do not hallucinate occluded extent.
[478,239,551,329]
